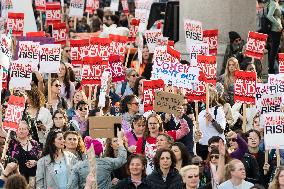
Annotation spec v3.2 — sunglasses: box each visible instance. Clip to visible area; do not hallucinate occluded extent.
[227,138,237,142]
[65,49,70,53]
[130,74,138,77]
[53,84,61,88]
[192,161,204,166]
[210,155,219,159]
[79,107,88,111]
[187,174,199,179]
[69,20,74,23]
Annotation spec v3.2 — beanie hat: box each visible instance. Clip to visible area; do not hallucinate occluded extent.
[229,31,241,43]
[84,136,103,156]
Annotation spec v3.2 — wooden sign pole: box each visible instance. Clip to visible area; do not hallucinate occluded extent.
[48,73,52,104]
[206,84,209,127]
[242,103,247,132]
[264,150,268,175]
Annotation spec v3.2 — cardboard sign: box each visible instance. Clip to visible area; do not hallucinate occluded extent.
[9,59,32,90]
[39,44,61,73]
[52,22,67,45]
[145,29,163,53]
[0,34,12,69]
[196,55,217,85]
[189,42,209,66]
[7,12,24,36]
[1,0,13,19]
[69,0,85,18]
[203,29,218,55]
[121,0,129,14]
[89,37,111,61]
[89,116,122,138]
[35,0,46,11]
[143,79,164,112]
[245,31,267,60]
[279,53,284,74]
[109,34,127,62]
[234,70,257,104]
[81,57,108,85]
[18,41,40,71]
[46,2,61,25]
[153,91,184,116]
[3,95,25,131]
[263,113,284,149]
[109,55,125,82]
[70,38,90,66]
[184,19,203,52]
[128,18,140,43]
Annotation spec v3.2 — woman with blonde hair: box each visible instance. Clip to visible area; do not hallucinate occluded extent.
[180,165,200,189]
[269,166,284,189]
[219,159,254,189]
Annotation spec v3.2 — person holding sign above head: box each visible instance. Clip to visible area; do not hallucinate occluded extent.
[115,68,138,97]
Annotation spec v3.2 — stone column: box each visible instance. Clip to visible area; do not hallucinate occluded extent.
[175,0,256,75]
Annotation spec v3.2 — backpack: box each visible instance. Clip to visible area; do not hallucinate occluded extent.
[259,3,272,34]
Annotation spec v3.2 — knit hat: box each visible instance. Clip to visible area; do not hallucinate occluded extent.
[84,136,103,156]
[229,31,241,43]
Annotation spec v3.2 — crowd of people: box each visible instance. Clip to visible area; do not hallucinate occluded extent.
[0,0,284,189]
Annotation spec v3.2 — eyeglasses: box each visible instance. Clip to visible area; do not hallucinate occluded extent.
[79,107,88,111]
[210,155,219,159]
[53,84,61,88]
[69,20,74,23]
[187,174,199,179]
[227,138,237,142]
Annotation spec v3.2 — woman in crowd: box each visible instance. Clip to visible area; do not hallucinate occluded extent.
[219,159,254,189]
[146,148,183,189]
[4,174,28,189]
[269,166,284,189]
[179,165,200,189]
[61,45,71,64]
[171,142,191,171]
[131,45,153,77]
[156,133,174,150]
[25,86,53,145]
[7,121,41,189]
[121,95,139,132]
[133,77,146,114]
[115,68,138,97]
[70,100,89,138]
[36,129,77,189]
[191,156,207,187]
[50,109,74,132]
[136,113,189,174]
[114,154,151,189]
[63,131,86,161]
[67,90,87,121]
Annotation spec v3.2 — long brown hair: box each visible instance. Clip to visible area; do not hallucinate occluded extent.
[143,113,163,139]
[224,57,239,91]
[269,166,284,189]
[104,138,115,158]
[4,174,28,189]
[126,154,147,178]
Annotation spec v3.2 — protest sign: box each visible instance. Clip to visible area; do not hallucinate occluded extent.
[35,0,46,11]
[189,42,209,66]
[98,70,110,107]
[245,31,267,60]
[234,70,257,104]
[109,34,127,62]
[110,0,119,12]
[109,55,125,82]
[9,59,32,90]
[69,0,85,18]
[81,57,108,85]
[46,2,61,25]
[263,112,284,149]
[128,18,140,43]
[85,0,94,13]
[135,8,150,33]
[144,29,163,53]
[7,12,24,36]
[3,95,25,131]
[143,79,164,112]
[26,31,45,37]
[89,116,121,138]
[257,93,282,114]
[39,44,61,73]
[1,0,13,19]
[196,55,217,85]
[73,65,82,81]
[203,29,218,55]
[18,41,40,70]
[279,53,284,74]
[0,66,8,89]
[185,74,207,102]
[153,91,184,116]
[70,38,90,66]
[89,37,110,61]
[52,22,67,45]
[157,36,169,47]
[121,0,129,14]
[0,34,12,69]
[184,19,203,52]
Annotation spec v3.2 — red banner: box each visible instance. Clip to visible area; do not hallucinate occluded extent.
[81,57,108,85]
[203,29,218,55]
[234,70,256,104]
[128,18,140,43]
[85,0,95,13]
[197,55,217,85]
[3,95,26,131]
[7,12,24,36]
[70,39,90,66]
[109,34,128,62]
[46,2,61,26]
[35,0,46,11]
[89,37,111,61]
[185,73,206,102]
[0,66,8,90]
[143,79,164,112]
[279,53,284,74]
[26,31,46,37]
[109,55,125,82]
[244,31,267,60]
[52,22,67,45]
[121,0,129,14]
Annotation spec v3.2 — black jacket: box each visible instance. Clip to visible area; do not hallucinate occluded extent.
[146,168,183,189]
[115,177,152,189]
[242,153,260,184]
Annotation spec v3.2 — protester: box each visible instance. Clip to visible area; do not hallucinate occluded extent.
[269,166,284,189]
[115,68,138,97]
[171,142,191,171]
[133,76,146,114]
[66,90,87,120]
[4,174,28,189]
[179,165,200,189]
[121,95,140,132]
[51,109,75,132]
[63,131,86,161]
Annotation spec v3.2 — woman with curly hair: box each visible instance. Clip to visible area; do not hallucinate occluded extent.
[63,131,86,161]
[25,86,53,145]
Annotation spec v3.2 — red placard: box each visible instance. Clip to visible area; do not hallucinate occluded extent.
[3,95,26,131]
[81,57,108,85]
[234,70,256,104]
[128,18,140,43]
[203,29,218,55]
[85,0,95,13]
[121,0,129,15]
[185,72,206,102]
[0,66,8,90]
[109,55,125,82]
[143,79,164,112]
[89,37,111,61]
[279,53,284,74]
[244,31,267,60]
[7,12,24,36]
[26,31,46,37]
[70,39,90,66]
[35,0,46,11]
[109,34,128,62]
[52,22,67,45]
[197,55,217,85]
[46,2,61,26]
